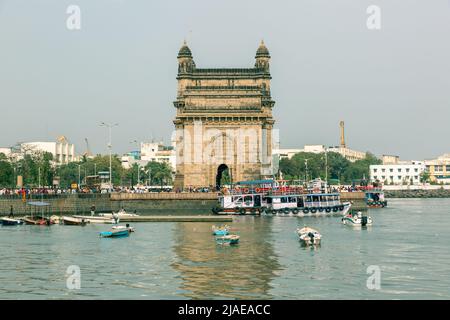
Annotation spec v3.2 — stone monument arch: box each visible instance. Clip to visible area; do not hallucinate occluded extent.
[173,41,276,189]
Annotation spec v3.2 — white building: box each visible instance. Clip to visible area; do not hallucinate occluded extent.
[327,146,366,162]
[20,136,77,165]
[424,153,450,184]
[0,147,12,157]
[121,141,176,171]
[370,161,425,185]
[273,145,326,160]
[273,144,366,163]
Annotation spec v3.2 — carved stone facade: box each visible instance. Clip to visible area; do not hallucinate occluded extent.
[173,41,275,189]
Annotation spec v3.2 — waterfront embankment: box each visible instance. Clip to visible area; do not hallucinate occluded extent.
[0,193,217,216]
[0,191,370,215]
[385,189,450,198]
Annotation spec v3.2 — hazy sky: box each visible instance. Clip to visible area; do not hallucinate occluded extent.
[0,0,449,160]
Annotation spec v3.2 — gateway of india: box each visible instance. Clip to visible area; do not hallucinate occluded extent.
[173,41,276,190]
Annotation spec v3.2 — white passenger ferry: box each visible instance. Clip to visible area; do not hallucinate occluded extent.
[212,178,351,216]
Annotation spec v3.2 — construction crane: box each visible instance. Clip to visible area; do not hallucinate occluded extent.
[83,138,93,158]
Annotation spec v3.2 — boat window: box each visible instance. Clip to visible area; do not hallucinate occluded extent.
[233,196,242,203]
[312,195,319,202]
[265,197,272,204]
[244,196,253,202]
[289,197,296,203]
[306,196,312,202]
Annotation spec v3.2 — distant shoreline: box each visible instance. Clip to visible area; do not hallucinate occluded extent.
[385,190,450,198]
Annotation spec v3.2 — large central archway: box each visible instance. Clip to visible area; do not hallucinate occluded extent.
[216,164,230,190]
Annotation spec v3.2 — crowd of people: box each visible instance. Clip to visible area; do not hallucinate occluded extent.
[0,183,378,197]
[0,185,216,197]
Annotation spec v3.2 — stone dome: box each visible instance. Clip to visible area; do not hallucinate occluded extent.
[255,40,270,58]
[178,41,192,58]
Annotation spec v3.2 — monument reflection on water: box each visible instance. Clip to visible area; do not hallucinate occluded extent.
[171,217,281,299]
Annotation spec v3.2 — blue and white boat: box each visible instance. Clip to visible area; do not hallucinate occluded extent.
[213,178,351,216]
[216,234,240,245]
[1,217,24,226]
[99,226,130,238]
[212,225,230,236]
[342,211,373,227]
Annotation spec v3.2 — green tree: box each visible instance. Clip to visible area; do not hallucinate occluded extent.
[420,171,430,183]
[16,151,54,187]
[0,153,14,187]
[279,151,381,184]
[145,161,173,186]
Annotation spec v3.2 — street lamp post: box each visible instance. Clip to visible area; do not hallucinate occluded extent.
[304,159,309,182]
[137,163,140,186]
[78,164,81,189]
[101,122,119,191]
[130,140,140,187]
[148,167,151,186]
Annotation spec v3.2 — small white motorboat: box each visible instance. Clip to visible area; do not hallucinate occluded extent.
[216,234,240,245]
[62,216,89,226]
[111,224,135,233]
[297,226,322,246]
[100,208,139,218]
[1,217,24,226]
[342,211,373,227]
[73,215,119,224]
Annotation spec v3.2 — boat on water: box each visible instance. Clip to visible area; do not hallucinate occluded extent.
[73,215,119,224]
[23,201,54,225]
[215,234,240,245]
[365,189,387,208]
[1,217,24,226]
[99,208,139,218]
[212,225,230,236]
[213,178,351,216]
[111,224,135,233]
[50,215,61,224]
[342,211,373,227]
[22,216,54,225]
[62,216,88,226]
[100,225,132,238]
[297,226,322,246]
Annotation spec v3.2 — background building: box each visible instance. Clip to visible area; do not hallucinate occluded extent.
[273,121,366,163]
[273,145,325,160]
[121,141,176,171]
[0,147,12,157]
[327,121,366,162]
[370,160,425,185]
[20,136,77,164]
[424,154,450,184]
[381,155,400,165]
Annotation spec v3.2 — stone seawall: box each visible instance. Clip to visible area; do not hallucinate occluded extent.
[385,189,450,198]
[0,194,217,216]
[0,191,373,216]
[0,194,113,216]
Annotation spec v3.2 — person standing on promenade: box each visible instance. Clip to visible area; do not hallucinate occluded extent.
[9,205,14,218]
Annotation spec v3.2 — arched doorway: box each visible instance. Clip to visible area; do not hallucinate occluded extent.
[216,164,230,190]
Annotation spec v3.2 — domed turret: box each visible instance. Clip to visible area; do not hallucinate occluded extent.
[255,40,270,58]
[177,40,195,74]
[255,40,270,71]
[178,40,193,58]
